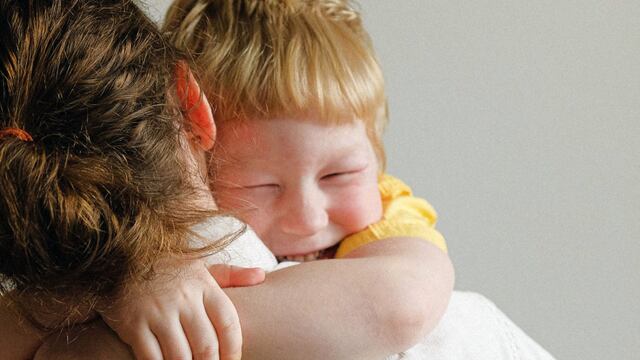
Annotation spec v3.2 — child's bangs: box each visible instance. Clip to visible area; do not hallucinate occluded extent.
[276,18,386,126]
[216,13,386,128]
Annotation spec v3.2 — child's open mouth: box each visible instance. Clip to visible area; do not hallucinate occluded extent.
[276,243,339,262]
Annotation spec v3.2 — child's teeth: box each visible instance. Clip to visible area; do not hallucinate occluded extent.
[278,250,324,262]
[304,252,318,261]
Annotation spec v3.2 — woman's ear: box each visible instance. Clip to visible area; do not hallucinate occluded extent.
[175,61,216,151]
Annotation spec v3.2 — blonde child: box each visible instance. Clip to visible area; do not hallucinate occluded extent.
[162,0,455,356]
[159,2,557,359]
[0,1,264,359]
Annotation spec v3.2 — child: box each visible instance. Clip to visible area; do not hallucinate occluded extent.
[0,1,263,359]
[163,0,454,355]
[159,2,558,359]
[165,0,448,259]
[164,0,450,254]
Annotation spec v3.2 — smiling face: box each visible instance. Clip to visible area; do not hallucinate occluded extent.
[212,118,383,261]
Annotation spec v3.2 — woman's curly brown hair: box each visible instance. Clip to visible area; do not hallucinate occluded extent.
[0,0,223,328]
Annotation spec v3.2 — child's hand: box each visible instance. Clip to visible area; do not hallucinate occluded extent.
[100,258,265,360]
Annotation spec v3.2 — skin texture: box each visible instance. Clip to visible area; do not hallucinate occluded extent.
[227,238,454,359]
[213,119,383,260]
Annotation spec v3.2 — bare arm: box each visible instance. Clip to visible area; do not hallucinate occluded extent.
[230,237,454,359]
[38,237,453,359]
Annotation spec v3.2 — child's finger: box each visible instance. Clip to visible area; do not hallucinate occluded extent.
[150,315,192,360]
[127,327,163,360]
[203,286,243,360]
[208,264,266,288]
[181,304,220,360]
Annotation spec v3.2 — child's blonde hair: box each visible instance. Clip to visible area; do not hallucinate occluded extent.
[164,0,388,167]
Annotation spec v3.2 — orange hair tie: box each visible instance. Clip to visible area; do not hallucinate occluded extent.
[0,128,33,142]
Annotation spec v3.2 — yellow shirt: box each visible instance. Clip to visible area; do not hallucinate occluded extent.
[335,174,447,258]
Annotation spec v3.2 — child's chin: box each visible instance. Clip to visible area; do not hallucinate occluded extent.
[276,243,340,263]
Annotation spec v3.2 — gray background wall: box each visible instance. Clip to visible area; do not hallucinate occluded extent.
[146,1,640,359]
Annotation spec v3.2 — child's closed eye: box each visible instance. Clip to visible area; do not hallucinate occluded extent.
[243,183,281,192]
[216,179,280,197]
[321,172,349,179]
[320,167,366,182]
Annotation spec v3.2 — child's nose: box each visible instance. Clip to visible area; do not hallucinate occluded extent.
[279,187,328,237]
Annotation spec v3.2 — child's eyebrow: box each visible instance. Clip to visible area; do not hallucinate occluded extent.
[215,139,262,162]
[223,147,278,169]
[331,142,372,157]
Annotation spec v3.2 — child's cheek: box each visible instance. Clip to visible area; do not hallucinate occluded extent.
[332,184,383,234]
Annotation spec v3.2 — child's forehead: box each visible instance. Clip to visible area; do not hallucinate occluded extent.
[219,116,365,139]
[216,117,372,159]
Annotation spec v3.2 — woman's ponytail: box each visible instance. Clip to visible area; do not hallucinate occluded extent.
[0,0,222,328]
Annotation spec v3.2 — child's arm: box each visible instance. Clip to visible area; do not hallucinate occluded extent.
[0,295,45,359]
[99,257,264,360]
[227,236,454,359]
[37,237,451,359]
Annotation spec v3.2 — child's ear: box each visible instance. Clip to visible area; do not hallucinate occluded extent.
[175,61,216,151]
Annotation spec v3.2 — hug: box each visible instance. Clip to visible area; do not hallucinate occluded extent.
[0,1,554,359]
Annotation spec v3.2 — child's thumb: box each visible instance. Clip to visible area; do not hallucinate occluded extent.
[207,264,266,288]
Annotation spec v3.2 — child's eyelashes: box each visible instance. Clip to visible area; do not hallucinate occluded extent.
[320,168,365,181]
[321,172,349,180]
[215,179,280,196]
[244,183,280,191]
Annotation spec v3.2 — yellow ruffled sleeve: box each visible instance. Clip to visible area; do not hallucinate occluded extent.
[335,174,448,258]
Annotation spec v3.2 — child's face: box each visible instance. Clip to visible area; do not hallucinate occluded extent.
[213,118,383,261]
